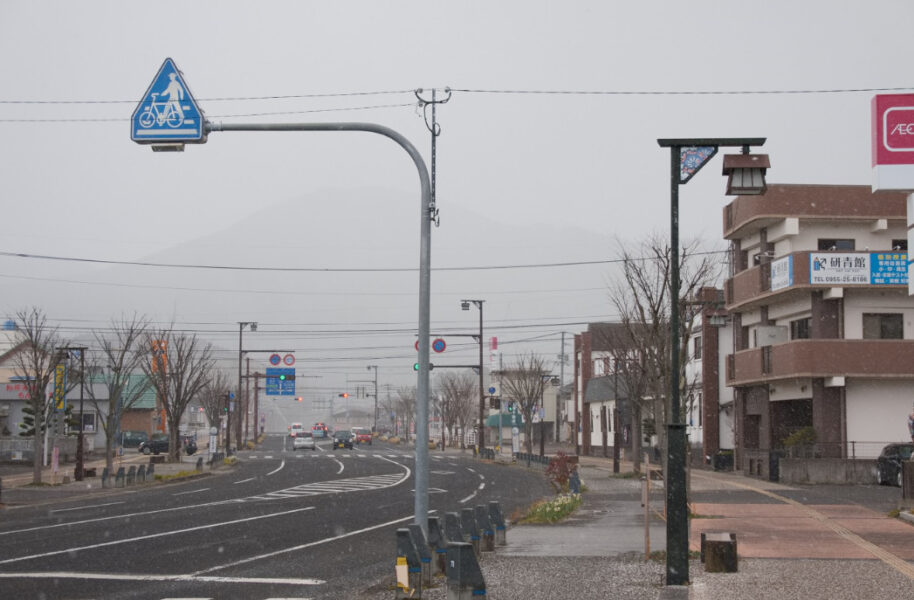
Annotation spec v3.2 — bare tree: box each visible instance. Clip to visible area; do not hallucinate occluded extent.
[498,352,550,454]
[436,370,476,448]
[608,233,721,473]
[84,314,152,472]
[200,369,232,434]
[395,386,417,442]
[140,328,216,462]
[11,308,65,484]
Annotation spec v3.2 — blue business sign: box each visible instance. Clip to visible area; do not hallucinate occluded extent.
[809,252,907,286]
[131,58,206,144]
[870,252,908,285]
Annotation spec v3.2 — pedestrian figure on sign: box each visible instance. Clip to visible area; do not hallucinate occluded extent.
[160,73,185,123]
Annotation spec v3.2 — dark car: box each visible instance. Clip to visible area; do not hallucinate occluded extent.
[876,442,913,486]
[138,433,169,455]
[121,430,149,449]
[331,430,354,450]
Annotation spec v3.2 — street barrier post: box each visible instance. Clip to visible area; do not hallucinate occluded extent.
[488,501,507,546]
[446,542,486,599]
[137,465,146,483]
[444,512,467,544]
[461,508,481,557]
[474,505,495,552]
[408,523,433,587]
[126,466,136,486]
[427,516,449,576]
[115,467,125,488]
[395,528,422,599]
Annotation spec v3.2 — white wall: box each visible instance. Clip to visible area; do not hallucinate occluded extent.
[845,379,914,450]
[843,289,914,339]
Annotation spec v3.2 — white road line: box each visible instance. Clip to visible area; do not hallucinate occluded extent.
[266,460,285,476]
[49,501,124,514]
[0,506,315,566]
[173,488,210,496]
[331,457,344,474]
[233,477,256,485]
[193,513,417,576]
[0,571,324,586]
[458,491,478,504]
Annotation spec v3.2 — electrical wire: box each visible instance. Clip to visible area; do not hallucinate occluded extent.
[0,248,727,272]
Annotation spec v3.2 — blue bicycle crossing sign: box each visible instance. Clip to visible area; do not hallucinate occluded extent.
[131,58,206,144]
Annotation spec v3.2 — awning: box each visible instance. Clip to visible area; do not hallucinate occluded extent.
[485,413,523,427]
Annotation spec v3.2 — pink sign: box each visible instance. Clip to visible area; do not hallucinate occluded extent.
[872,94,914,165]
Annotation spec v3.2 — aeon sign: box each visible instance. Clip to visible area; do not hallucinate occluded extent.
[872,94,914,190]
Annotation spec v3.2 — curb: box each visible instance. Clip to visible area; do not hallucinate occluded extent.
[899,510,914,525]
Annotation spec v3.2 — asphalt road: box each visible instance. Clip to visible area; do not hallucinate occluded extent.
[0,435,552,599]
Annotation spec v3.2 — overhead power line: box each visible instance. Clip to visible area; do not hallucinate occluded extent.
[0,249,726,273]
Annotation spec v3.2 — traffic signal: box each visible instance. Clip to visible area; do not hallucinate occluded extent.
[296,397,303,402]
[279,373,295,381]
[339,393,349,398]
[489,397,501,410]
[413,363,434,371]
[507,401,515,413]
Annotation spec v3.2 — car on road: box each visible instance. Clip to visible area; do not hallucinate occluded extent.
[312,422,329,439]
[330,430,354,450]
[292,431,316,451]
[352,427,372,445]
[876,442,914,486]
[138,433,169,455]
[289,423,305,438]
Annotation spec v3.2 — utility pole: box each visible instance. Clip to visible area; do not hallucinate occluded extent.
[244,357,251,444]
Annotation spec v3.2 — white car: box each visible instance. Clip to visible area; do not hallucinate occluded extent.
[289,422,304,438]
[292,431,316,450]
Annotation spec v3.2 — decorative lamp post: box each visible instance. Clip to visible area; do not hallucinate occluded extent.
[656,138,768,586]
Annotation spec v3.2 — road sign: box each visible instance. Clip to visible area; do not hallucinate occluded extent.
[265,367,295,396]
[269,354,281,366]
[432,338,446,353]
[283,353,295,366]
[131,58,206,145]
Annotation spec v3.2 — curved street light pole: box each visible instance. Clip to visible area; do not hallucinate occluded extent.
[207,121,433,535]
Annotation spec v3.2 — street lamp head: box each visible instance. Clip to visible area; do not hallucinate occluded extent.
[723,153,769,195]
[250,322,257,332]
[461,300,470,311]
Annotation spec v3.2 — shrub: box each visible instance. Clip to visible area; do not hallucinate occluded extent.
[546,452,575,493]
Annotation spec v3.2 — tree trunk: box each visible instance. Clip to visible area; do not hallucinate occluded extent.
[32,431,43,484]
[631,403,642,474]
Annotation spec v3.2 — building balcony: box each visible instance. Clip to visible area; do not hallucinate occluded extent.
[726,339,914,386]
[725,250,908,311]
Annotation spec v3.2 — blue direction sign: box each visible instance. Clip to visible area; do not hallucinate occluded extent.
[131,58,206,144]
[265,367,296,396]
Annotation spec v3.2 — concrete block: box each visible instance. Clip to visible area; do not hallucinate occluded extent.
[488,501,507,546]
[702,532,738,573]
[114,467,125,488]
[461,508,481,557]
[408,523,433,587]
[137,465,146,483]
[427,516,449,576]
[446,542,486,600]
[395,528,422,599]
[474,505,494,552]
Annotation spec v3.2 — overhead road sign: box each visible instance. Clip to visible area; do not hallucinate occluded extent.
[131,58,206,147]
[265,367,296,396]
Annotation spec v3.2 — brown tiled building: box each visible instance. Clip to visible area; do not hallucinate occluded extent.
[723,184,914,478]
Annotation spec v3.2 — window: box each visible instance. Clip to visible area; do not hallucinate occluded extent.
[790,318,810,340]
[693,335,702,359]
[892,239,908,251]
[818,239,855,251]
[862,313,903,339]
[78,412,95,433]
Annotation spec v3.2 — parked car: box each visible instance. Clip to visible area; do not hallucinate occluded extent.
[292,431,316,451]
[876,442,914,486]
[289,422,305,438]
[138,433,170,455]
[331,430,354,450]
[352,427,372,445]
[121,430,148,449]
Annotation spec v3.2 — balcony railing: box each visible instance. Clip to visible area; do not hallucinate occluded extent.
[728,339,914,385]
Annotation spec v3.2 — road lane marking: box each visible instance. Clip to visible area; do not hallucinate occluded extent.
[331,457,344,474]
[266,460,285,476]
[0,506,315,566]
[0,571,324,586]
[50,501,125,514]
[233,477,256,484]
[173,488,210,496]
[193,513,419,576]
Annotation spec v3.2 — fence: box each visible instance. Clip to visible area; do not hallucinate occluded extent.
[0,436,78,463]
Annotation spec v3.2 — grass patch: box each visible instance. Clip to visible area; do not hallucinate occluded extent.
[516,493,582,524]
[609,471,641,479]
[888,508,901,518]
[223,456,237,466]
[154,470,200,482]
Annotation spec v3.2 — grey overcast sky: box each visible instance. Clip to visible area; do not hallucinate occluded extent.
[1,1,910,405]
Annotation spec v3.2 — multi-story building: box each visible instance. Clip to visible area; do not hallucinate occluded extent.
[723,183,914,478]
